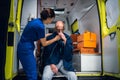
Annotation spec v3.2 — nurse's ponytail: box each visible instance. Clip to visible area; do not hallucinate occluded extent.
[40,8,55,20]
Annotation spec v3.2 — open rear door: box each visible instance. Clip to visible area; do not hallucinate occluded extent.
[5,0,23,79]
[97,0,120,78]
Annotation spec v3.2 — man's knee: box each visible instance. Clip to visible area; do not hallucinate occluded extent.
[67,72,77,80]
[42,73,52,80]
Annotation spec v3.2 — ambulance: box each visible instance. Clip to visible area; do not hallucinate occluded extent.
[0,0,120,80]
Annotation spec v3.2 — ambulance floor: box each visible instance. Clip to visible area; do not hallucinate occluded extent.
[13,73,120,80]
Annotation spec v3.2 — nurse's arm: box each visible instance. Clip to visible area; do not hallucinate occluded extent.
[40,35,60,46]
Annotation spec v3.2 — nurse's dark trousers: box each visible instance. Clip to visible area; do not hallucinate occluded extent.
[18,50,37,80]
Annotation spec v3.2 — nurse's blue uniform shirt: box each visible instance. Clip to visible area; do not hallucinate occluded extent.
[17,18,45,53]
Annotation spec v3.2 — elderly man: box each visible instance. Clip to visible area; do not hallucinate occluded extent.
[39,21,77,80]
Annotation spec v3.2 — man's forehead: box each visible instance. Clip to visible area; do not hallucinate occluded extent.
[56,24,63,27]
[56,21,63,25]
[56,22,63,25]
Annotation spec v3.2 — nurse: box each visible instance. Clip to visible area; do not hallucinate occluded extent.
[17,8,60,80]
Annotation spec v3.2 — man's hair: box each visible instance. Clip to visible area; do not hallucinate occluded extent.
[40,8,55,20]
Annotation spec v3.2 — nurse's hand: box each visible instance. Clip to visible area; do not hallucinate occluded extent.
[54,35,61,41]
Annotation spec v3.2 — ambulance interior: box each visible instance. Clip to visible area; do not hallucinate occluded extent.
[3,0,120,80]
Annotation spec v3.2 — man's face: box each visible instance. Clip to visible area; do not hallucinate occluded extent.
[56,26,64,33]
[55,22,64,33]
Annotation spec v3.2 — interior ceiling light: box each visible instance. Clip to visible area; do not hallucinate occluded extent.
[54,8,65,14]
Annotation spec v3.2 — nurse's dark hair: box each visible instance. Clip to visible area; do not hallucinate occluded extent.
[40,8,55,20]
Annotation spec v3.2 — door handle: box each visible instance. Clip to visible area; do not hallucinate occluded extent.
[8,22,14,27]
[117,27,120,31]
[109,32,116,40]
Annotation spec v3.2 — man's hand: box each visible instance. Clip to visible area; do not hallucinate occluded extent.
[50,64,58,73]
[58,31,66,44]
